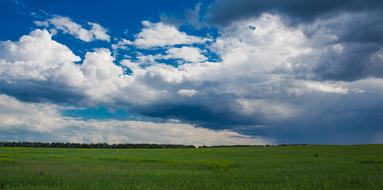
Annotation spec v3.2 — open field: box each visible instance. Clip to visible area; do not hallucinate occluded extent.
[1,145,383,190]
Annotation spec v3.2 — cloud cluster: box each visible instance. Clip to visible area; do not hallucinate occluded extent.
[35,16,110,42]
[0,94,268,145]
[0,29,133,104]
[122,13,383,143]
[207,0,383,82]
[1,4,383,144]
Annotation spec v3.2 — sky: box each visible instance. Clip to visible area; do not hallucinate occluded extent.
[0,0,382,145]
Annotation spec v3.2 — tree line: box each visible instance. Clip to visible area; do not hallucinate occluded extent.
[0,142,195,149]
[0,142,308,149]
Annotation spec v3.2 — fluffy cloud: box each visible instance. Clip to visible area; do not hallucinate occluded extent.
[79,48,127,102]
[0,30,129,104]
[0,29,85,102]
[0,94,269,145]
[133,21,208,48]
[163,46,207,63]
[111,39,133,51]
[0,94,62,132]
[35,16,110,42]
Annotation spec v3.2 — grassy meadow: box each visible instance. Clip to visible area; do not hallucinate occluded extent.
[0,145,383,190]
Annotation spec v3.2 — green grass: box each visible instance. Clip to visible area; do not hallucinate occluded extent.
[0,145,383,190]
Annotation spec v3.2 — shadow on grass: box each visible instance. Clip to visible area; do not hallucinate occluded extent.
[359,160,383,165]
[98,157,235,171]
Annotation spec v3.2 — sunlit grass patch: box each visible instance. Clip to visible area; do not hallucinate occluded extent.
[0,157,16,163]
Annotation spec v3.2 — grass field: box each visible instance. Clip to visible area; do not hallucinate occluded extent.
[0,145,383,190]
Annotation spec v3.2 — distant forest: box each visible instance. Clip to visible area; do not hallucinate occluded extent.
[0,142,196,149]
[0,142,306,148]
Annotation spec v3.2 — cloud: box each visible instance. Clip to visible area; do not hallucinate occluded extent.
[178,89,198,97]
[234,99,300,120]
[79,48,127,103]
[303,81,349,94]
[111,39,133,51]
[0,29,127,104]
[35,16,110,42]
[207,0,383,26]
[163,46,207,63]
[0,94,269,145]
[126,46,208,64]
[133,21,208,48]
[0,29,85,102]
[305,12,383,81]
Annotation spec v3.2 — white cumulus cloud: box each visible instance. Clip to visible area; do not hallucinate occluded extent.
[35,16,110,42]
[163,46,207,63]
[133,21,208,48]
[0,29,84,87]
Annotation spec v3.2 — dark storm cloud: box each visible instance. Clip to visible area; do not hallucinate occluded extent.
[135,103,264,129]
[306,12,383,81]
[0,80,86,104]
[207,0,383,26]
[235,88,383,144]
[207,0,383,81]
[314,43,383,81]
[129,89,265,129]
[240,118,383,144]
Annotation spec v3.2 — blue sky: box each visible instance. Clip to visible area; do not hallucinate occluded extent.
[1,0,205,37]
[0,0,382,145]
